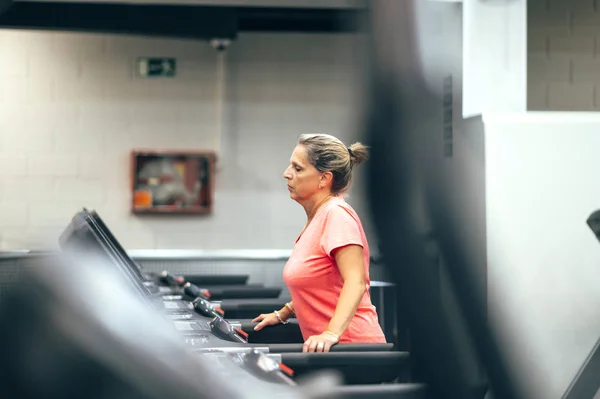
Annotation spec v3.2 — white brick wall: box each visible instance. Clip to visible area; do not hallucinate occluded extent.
[528,0,600,110]
[0,30,365,250]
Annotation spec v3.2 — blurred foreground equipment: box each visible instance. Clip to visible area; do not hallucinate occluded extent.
[364,1,524,399]
[0,253,321,399]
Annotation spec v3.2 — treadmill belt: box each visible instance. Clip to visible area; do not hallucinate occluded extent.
[281,351,410,384]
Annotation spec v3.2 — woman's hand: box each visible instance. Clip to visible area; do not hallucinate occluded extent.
[252,312,281,331]
[302,332,339,352]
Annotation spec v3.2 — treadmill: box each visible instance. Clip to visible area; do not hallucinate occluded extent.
[0,250,329,399]
[75,210,367,345]
[0,248,426,398]
[60,209,303,353]
[85,208,296,323]
[59,209,411,386]
[86,209,283,301]
[82,208,292,324]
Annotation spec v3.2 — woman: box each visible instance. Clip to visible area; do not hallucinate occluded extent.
[252,133,386,353]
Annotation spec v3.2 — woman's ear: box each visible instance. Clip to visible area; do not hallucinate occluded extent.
[320,171,333,188]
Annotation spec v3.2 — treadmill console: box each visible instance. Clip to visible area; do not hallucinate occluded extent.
[183,282,211,300]
[142,281,162,294]
[160,271,185,286]
[229,350,295,386]
[209,316,248,343]
[183,334,211,347]
[192,297,225,318]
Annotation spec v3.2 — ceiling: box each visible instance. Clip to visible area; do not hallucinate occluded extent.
[0,0,368,38]
[15,0,368,8]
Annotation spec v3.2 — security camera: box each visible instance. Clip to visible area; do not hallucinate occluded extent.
[210,38,231,52]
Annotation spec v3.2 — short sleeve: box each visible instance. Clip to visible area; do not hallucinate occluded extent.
[320,205,363,258]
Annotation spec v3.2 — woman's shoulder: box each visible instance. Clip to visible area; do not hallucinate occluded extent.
[322,197,360,221]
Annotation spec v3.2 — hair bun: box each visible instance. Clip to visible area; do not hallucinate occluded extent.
[347,142,369,165]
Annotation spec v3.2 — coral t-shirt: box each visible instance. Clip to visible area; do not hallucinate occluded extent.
[282,197,386,343]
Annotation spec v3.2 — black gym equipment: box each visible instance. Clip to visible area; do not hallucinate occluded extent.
[211,297,294,320]
[0,249,427,398]
[84,209,282,301]
[563,211,600,399]
[57,208,412,388]
[0,252,313,399]
[60,208,300,342]
[182,274,249,286]
[586,210,600,242]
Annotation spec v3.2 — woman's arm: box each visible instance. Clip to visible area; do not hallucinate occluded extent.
[252,301,294,331]
[279,301,294,320]
[326,244,367,337]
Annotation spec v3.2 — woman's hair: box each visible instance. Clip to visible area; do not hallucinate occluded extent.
[297,133,369,195]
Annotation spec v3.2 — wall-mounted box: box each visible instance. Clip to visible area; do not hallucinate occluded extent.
[130,149,216,215]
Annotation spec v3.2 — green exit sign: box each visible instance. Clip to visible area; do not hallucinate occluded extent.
[137,58,176,78]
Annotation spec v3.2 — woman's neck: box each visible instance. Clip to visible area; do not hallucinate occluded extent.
[303,192,335,222]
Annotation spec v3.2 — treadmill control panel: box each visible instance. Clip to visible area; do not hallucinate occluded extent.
[163,301,181,310]
[231,350,295,385]
[162,295,184,301]
[193,351,295,386]
[183,282,211,300]
[209,316,248,343]
[160,271,185,286]
[173,320,211,332]
[183,335,211,346]
[164,310,193,321]
[192,297,225,318]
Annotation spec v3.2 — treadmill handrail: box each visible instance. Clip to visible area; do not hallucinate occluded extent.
[266,343,393,353]
[280,351,410,367]
[326,383,427,397]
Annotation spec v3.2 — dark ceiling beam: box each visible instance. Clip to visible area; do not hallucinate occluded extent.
[237,7,364,33]
[0,3,238,38]
[14,0,368,9]
[0,1,366,36]
[0,0,13,16]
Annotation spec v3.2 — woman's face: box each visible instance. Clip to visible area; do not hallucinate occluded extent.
[283,145,323,202]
